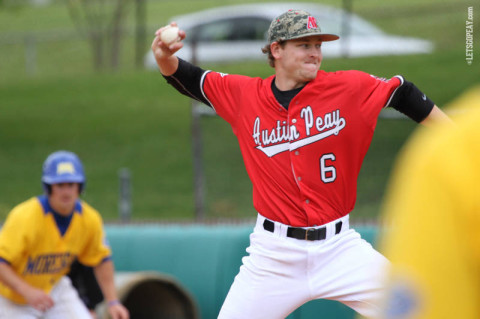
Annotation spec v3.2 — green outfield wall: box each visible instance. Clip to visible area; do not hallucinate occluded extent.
[105,224,379,319]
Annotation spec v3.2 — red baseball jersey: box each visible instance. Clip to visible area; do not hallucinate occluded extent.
[202,70,403,226]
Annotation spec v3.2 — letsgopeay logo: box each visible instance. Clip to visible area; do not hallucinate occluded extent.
[252,107,346,157]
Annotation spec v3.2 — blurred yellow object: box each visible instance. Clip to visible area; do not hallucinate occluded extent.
[379,84,480,319]
[444,84,480,116]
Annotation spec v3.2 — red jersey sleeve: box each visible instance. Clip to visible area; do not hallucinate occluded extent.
[201,71,255,127]
[353,71,404,129]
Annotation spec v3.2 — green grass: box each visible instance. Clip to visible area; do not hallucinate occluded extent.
[0,0,478,222]
[1,71,195,220]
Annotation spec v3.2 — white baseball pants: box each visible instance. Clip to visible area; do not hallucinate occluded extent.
[218,214,389,319]
[0,276,92,319]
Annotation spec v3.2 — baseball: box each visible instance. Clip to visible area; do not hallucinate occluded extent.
[160,25,180,45]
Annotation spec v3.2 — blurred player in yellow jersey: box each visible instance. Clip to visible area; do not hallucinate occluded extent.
[379,105,480,319]
[0,151,129,319]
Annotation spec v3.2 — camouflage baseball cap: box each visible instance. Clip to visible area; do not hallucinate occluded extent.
[267,9,339,43]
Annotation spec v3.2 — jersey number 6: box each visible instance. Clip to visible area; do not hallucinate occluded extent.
[320,153,336,183]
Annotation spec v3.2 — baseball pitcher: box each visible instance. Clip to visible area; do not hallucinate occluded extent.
[151,9,451,319]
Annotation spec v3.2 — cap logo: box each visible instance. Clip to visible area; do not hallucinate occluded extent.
[57,162,75,175]
[307,16,318,29]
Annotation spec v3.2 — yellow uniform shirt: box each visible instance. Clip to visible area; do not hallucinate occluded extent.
[0,195,111,304]
[380,107,480,318]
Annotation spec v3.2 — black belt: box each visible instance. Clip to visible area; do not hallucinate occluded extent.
[263,219,343,241]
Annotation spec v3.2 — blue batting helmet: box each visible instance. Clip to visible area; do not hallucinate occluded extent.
[42,151,86,192]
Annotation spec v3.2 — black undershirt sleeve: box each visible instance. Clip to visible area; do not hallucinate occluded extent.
[162,58,211,107]
[387,80,435,123]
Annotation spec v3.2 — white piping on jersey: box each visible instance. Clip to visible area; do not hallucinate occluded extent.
[256,119,346,157]
[385,75,405,108]
[200,70,216,112]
